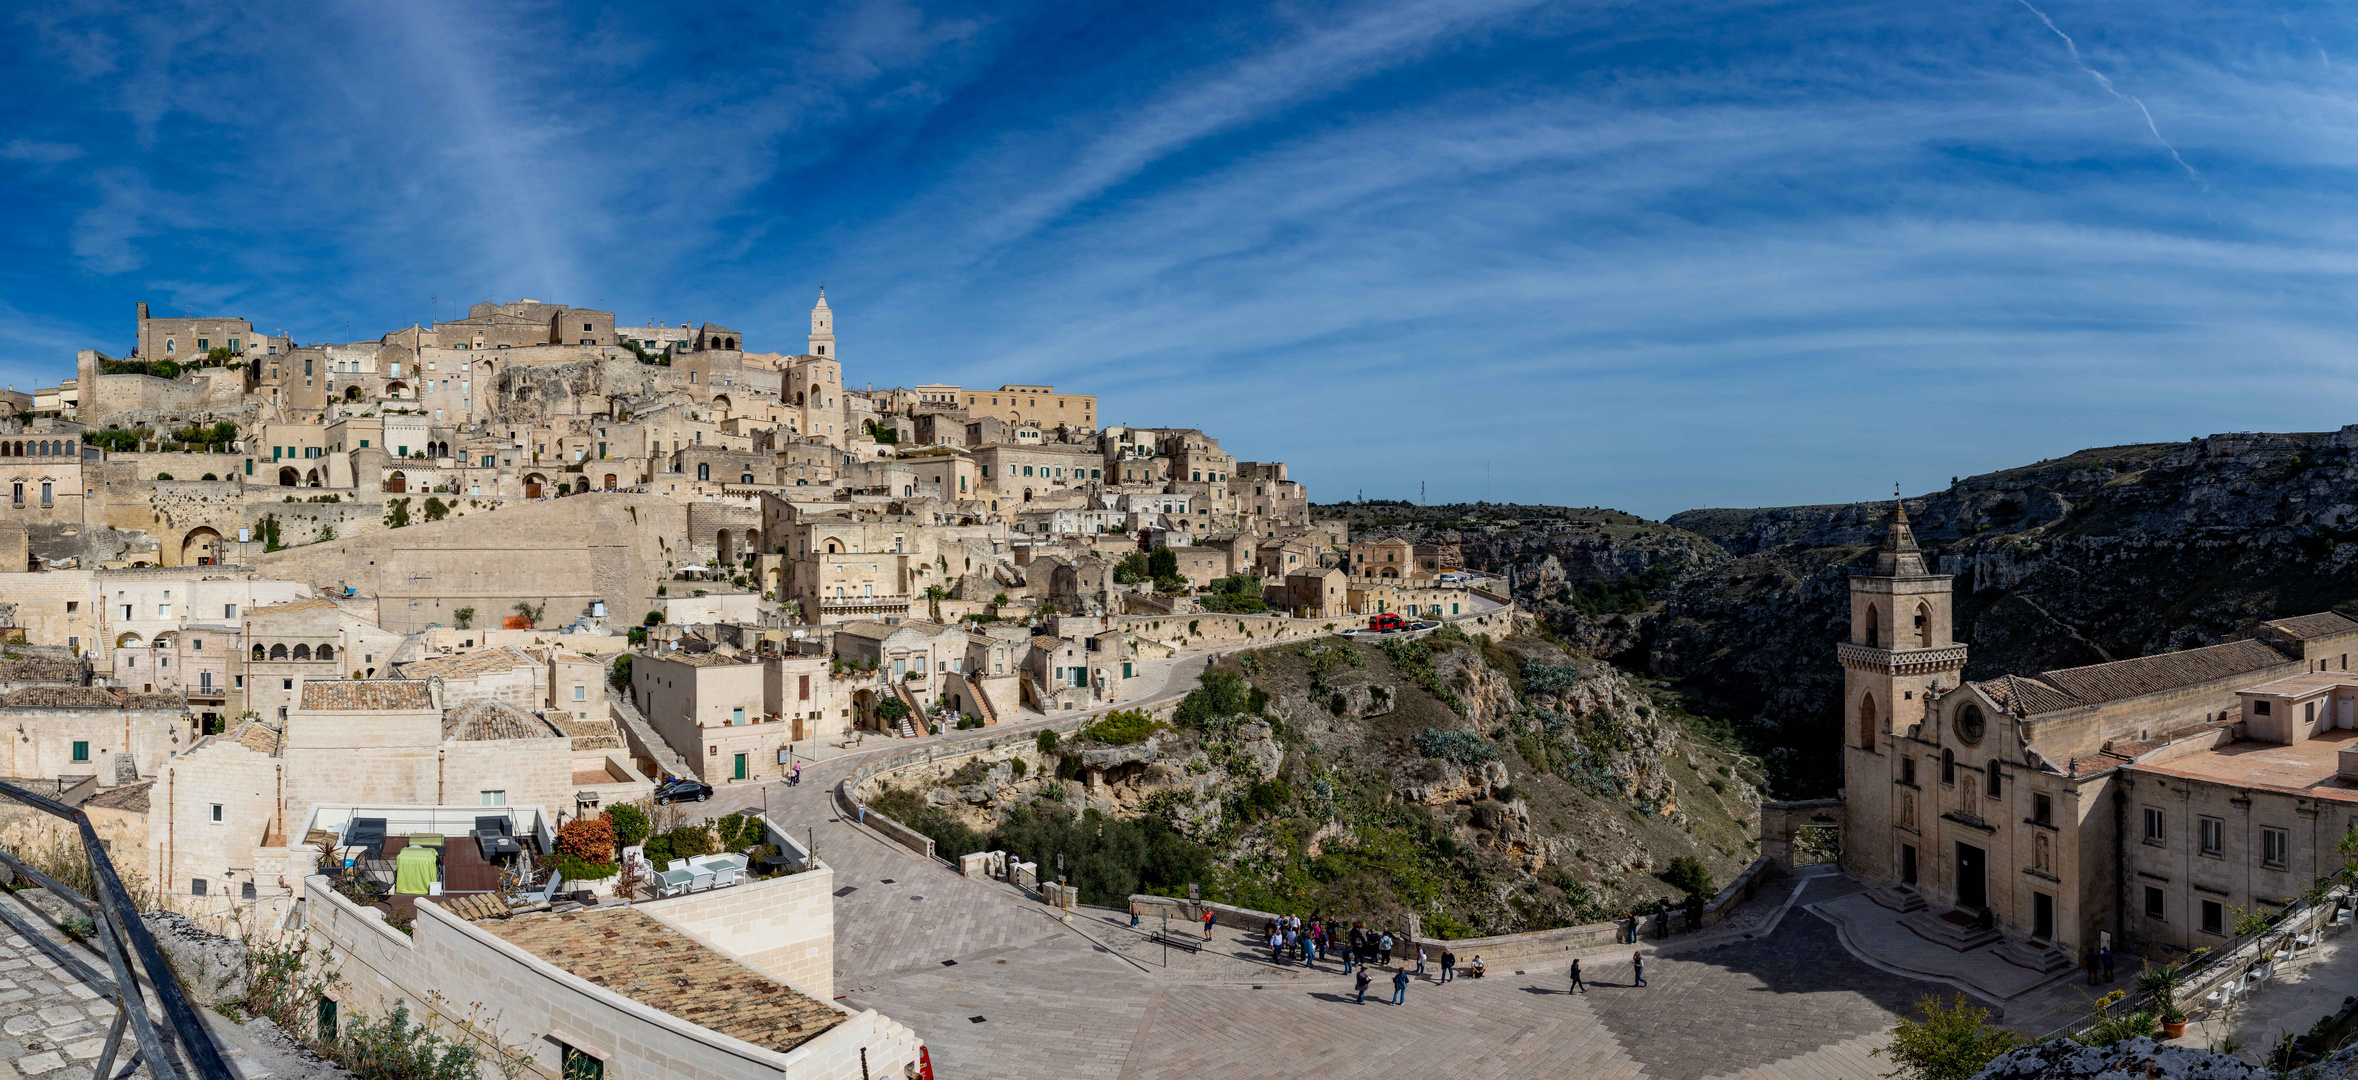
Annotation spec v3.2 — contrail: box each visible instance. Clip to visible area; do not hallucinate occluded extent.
[2017,0,2208,190]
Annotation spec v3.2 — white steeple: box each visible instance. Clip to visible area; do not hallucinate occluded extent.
[808,287,835,359]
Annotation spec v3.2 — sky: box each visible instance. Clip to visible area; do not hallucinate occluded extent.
[6,0,2358,519]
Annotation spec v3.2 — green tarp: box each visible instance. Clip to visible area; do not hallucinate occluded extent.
[394,846,439,895]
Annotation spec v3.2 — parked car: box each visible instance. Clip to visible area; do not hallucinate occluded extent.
[654,779,713,804]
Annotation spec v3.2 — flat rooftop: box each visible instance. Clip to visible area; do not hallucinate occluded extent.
[2136,729,2358,802]
[475,906,843,1054]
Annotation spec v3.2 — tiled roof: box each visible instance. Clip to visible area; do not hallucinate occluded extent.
[443,699,555,742]
[397,646,538,681]
[1976,674,2080,717]
[439,892,512,921]
[2,686,182,709]
[245,598,341,619]
[2263,612,2358,640]
[477,907,844,1054]
[2036,639,2293,709]
[550,715,621,751]
[85,781,153,813]
[0,655,81,683]
[232,721,283,756]
[298,680,434,712]
[660,651,753,668]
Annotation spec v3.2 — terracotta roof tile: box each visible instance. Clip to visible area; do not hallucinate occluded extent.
[2034,639,2292,710]
[232,721,283,756]
[475,906,844,1054]
[397,647,539,681]
[443,699,556,741]
[2263,612,2358,640]
[85,781,153,813]
[298,680,434,712]
[2,686,182,709]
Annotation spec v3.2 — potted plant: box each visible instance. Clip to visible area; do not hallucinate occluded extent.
[2137,963,2185,1037]
[2159,1001,2188,1039]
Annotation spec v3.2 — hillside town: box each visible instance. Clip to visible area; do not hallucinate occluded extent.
[0,296,1514,1079]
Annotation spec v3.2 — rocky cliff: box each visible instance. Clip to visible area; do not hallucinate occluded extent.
[1327,426,2358,799]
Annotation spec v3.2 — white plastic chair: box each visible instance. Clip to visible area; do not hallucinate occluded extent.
[689,868,716,892]
[667,858,689,873]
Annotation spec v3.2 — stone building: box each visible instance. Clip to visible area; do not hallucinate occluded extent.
[1834,500,2358,969]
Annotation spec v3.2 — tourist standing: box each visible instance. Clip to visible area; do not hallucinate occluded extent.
[1379,931,1394,965]
[1203,908,1216,941]
[1569,958,1586,994]
[1632,951,1646,987]
[1391,967,1411,1005]
[2100,944,2114,982]
[1415,945,1428,977]
[1355,967,1373,1004]
[1440,948,1456,984]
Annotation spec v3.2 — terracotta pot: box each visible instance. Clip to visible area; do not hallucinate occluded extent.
[2161,1020,2188,1039]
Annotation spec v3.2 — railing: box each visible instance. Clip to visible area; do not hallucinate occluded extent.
[0,779,234,1080]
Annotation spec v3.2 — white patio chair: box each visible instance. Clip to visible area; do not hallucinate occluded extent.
[667,858,689,873]
[689,868,717,892]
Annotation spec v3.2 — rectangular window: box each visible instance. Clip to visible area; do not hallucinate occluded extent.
[2033,792,2051,825]
[71,741,89,763]
[209,803,223,823]
[225,604,236,619]
[1900,757,1916,785]
[2144,807,2164,844]
[560,1043,604,1080]
[731,707,745,725]
[2202,900,2225,935]
[40,483,51,507]
[798,674,810,700]
[572,685,585,701]
[158,603,171,619]
[480,791,505,806]
[191,878,207,897]
[121,604,133,620]
[2144,886,2164,919]
[2200,817,2223,856]
[2263,827,2290,868]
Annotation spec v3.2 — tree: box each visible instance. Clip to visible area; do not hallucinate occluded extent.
[1113,551,1150,584]
[1874,994,2022,1080]
[609,654,633,691]
[875,697,912,723]
[924,584,946,621]
[605,802,651,847]
[452,607,475,630]
[1657,856,1713,898]
[1147,548,1179,580]
[512,600,544,627]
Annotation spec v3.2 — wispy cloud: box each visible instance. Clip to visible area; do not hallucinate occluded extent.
[2016,0,2208,190]
[1,140,84,163]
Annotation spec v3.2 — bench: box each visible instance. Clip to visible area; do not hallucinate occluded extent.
[1148,931,1204,954]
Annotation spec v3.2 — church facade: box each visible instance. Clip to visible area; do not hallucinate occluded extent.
[1839,501,2358,964]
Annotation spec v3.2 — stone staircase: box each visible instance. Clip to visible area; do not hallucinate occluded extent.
[963,673,1000,726]
[1992,938,2077,974]
[609,695,693,779]
[896,714,920,739]
[889,678,923,737]
[1869,884,1930,913]
[1900,907,2002,952]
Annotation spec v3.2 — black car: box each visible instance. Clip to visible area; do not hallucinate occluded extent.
[654,779,713,804]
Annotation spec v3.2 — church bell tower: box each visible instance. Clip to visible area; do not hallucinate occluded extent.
[1838,497,1967,885]
[808,289,835,358]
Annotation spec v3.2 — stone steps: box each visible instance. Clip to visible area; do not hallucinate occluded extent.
[1900,907,2002,952]
[1868,884,1929,913]
[1992,938,2076,974]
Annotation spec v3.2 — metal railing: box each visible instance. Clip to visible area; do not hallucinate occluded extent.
[0,779,233,1080]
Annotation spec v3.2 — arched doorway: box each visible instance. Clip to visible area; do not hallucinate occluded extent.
[525,473,546,499]
[712,394,732,414]
[852,688,879,732]
[305,468,321,487]
[385,470,407,494]
[716,530,734,564]
[278,466,299,486]
[179,527,223,566]
[603,473,617,490]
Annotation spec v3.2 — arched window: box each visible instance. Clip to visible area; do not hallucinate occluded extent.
[742,473,754,485]
[1863,603,1881,647]
[1915,602,1932,648]
[252,645,266,660]
[1856,692,1878,749]
[1940,748,1955,785]
[316,643,335,661]
[292,644,311,660]
[269,644,288,660]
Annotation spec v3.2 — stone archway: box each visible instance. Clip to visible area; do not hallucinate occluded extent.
[385,470,407,494]
[178,527,224,567]
[1760,799,1846,870]
[278,466,299,486]
[525,473,546,499]
[603,473,617,490]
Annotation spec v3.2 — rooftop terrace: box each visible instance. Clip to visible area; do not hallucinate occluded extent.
[2136,728,2358,802]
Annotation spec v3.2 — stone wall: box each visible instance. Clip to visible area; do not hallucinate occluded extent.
[637,863,836,1000]
[303,877,924,1080]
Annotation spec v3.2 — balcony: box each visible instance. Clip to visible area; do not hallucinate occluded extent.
[817,596,912,619]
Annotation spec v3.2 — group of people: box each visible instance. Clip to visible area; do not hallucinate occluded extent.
[1251,913,1416,972]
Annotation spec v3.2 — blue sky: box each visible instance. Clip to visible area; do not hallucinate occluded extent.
[5,0,2358,519]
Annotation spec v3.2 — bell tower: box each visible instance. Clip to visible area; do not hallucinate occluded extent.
[1838,496,1966,886]
[808,288,835,359]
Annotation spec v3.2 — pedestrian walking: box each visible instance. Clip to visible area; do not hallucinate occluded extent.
[1632,951,1646,987]
[1355,968,1373,1004]
[790,761,802,787]
[1416,945,1428,977]
[1391,968,1410,1005]
[1379,932,1394,965]
[1203,908,1216,940]
[1440,949,1456,984]
[1569,958,1586,994]
[2100,945,2114,982]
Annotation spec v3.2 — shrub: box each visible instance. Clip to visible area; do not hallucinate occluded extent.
[452,607,474,629]
[1875,994,2023,1080]
[555,816,616,863]
[713,813,763,851]
[605,802,651,847]
[324,1000,480,1080]
[876,697,911,722]
[665,824,717,860]
[1084,708,1160,746]
[1413,728,1497,765]
[155,473,173,480]
[1173,669,1256,729]
[551,856,619,881]
[1037,729,1060,754]
[1147,549,1178,579]
[1009,758,1028,778]
[1658,855,1713,898]
[200,472,217,481]
[955,715,985,729]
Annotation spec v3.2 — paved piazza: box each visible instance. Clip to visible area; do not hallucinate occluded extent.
[707,657,2008,1080]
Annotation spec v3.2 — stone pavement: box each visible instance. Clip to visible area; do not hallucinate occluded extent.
[686,641,2101,1079]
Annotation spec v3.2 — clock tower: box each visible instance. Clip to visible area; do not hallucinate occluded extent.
[1838,497,1967,886]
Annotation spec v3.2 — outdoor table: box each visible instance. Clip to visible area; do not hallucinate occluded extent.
[657,868,695,897]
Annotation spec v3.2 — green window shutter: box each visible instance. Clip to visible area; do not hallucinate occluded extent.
[71,741,88,762]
